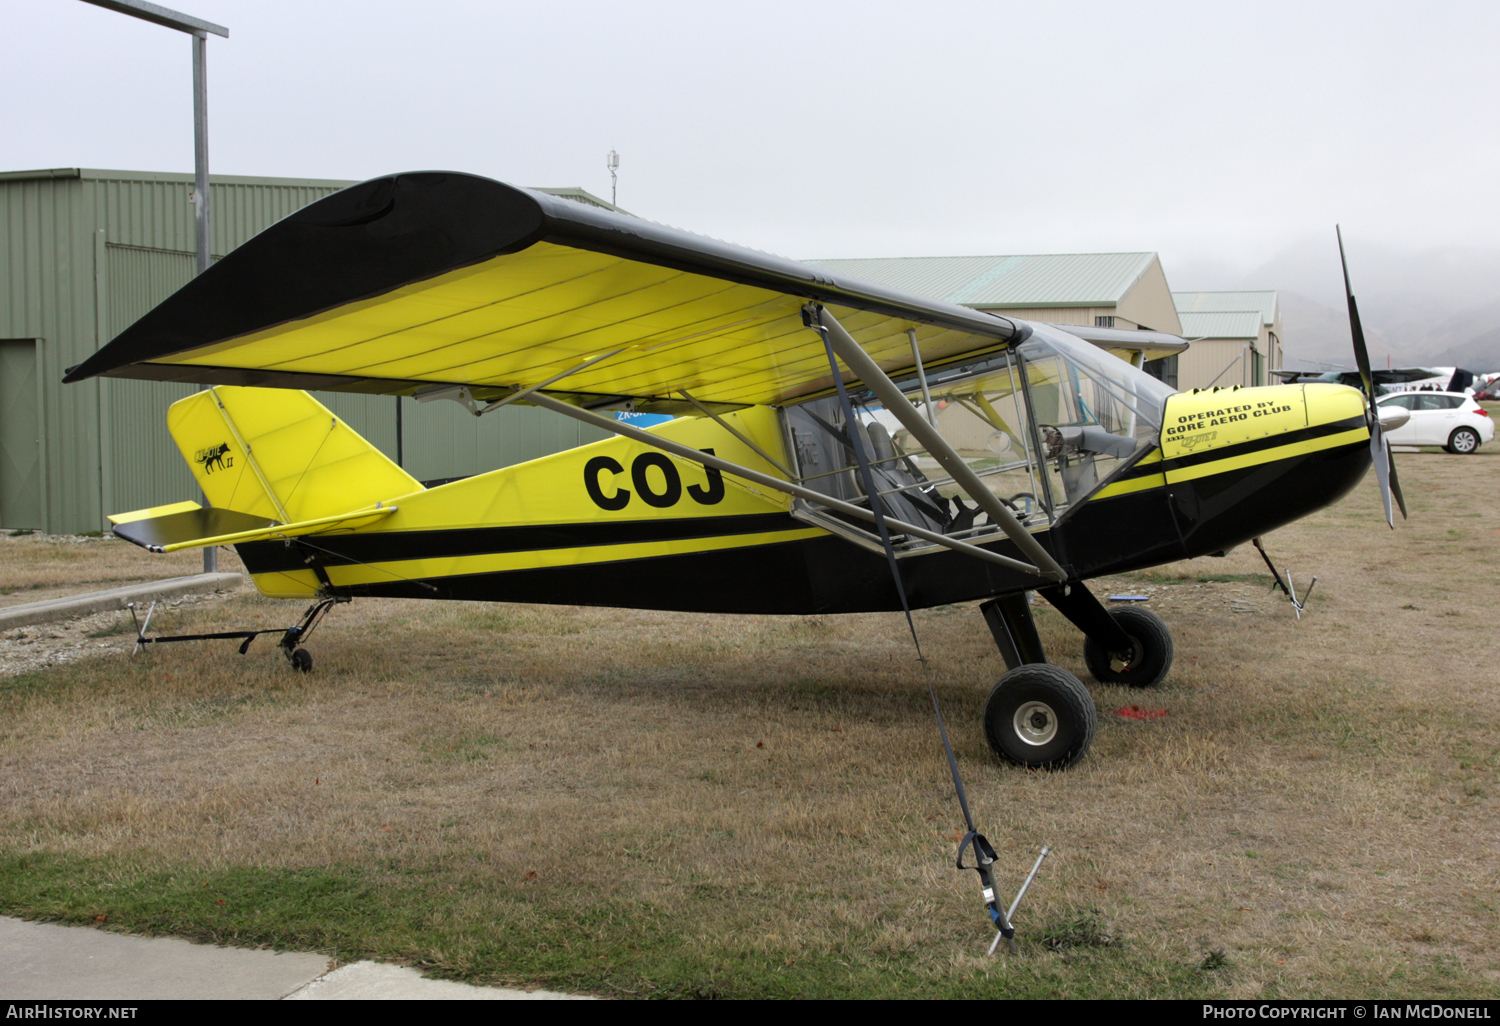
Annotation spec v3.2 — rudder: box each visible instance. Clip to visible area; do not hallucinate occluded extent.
[167,386,421,523]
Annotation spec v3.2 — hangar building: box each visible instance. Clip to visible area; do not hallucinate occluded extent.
[1171,290,1282,392]
[0,169,619,534]
[805,252,1187,385]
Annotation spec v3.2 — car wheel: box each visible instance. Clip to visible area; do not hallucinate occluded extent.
[983,664,1097,770]
[1447,427,1481,454]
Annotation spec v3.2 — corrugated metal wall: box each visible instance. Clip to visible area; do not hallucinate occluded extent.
[1177,338,1253,391]
[101,244,198,517]
[0,174,100,532]
[396,399,610,484]
[0,170,618,532]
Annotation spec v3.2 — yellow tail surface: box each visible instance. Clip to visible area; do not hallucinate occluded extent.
[167,386,421,523]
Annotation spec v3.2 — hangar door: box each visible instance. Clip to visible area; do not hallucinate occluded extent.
[0,339,42,530]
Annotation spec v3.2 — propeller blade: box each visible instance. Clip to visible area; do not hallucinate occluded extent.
[1370,423,1395,529]
[1340,227,1407,526]
[1336,225,1377,418]
[1386,437,1408,521]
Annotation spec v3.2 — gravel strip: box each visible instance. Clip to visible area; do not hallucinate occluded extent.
[0,590,236,679]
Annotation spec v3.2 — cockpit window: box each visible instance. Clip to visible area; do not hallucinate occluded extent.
[1016,325,1174,509]
[780,323,1173,555]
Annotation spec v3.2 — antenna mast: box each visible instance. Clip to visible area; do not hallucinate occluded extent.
[606,149,619,207]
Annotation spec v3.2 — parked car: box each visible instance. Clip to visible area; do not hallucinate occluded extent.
[1376,391,1494,453]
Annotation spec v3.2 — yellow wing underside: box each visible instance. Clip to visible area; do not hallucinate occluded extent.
[136,242,1010,408]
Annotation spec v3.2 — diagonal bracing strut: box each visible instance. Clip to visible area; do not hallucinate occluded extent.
[810,306,1067,583]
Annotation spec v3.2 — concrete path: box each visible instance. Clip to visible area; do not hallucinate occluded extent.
[0,917,590,1000]
[0,573,242,631]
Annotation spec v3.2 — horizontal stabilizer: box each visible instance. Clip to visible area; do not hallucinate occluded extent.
[110,502,398,553]
[112,504,278,551]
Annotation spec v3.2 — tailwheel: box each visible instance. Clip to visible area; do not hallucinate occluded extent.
[1083,606,1173,688]
[983,664,1097,770]
[289,648,313,673]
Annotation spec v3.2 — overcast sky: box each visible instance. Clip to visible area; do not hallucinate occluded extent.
[5,0,1498,289]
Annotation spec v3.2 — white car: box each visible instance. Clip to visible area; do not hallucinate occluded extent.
[1376,391,1494,454]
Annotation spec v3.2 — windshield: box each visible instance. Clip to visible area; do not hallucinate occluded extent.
[1015,324,1175,508]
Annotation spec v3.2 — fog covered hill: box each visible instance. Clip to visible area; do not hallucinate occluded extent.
[1172,238,1500,373]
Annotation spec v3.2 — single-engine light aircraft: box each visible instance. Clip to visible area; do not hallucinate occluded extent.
[66,173,1405,773]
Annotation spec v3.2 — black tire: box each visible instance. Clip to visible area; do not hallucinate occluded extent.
[1083,606,1173,688]
[1447,427,1481,454]
[983,664,1097,770]
[290,648,313,673]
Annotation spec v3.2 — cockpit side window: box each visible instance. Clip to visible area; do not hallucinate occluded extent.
[782,348,1048,553]
[779,324,1172,556]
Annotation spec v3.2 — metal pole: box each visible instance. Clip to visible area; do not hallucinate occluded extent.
[192,29,216,573]
[907,328,937,427]
[192,31,209,276]
[75,3,227,572]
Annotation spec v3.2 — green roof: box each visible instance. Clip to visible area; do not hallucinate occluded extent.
[532,186,632,216]
[1,171,632,215]
[804,253,1159,308]
[1178,310,1265,340]
[1173,290,1277,326]
[0,167,358,188]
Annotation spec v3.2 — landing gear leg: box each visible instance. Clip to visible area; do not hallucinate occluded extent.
[278,596,346,673]
[979,593,1046,670]
[978,592,1097,769]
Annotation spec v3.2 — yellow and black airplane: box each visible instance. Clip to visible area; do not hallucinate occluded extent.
[66,173,1405,772]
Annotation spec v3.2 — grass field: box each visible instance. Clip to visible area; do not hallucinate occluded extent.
[2,439,1498,998]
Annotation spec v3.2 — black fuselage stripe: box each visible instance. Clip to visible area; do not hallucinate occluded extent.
[238,511,804,571]
[1113,417,1367,480]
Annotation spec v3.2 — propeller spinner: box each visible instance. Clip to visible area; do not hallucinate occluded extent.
[1337,226,1408,528]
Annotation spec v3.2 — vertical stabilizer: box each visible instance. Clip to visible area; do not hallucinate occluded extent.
[167,387,421,522]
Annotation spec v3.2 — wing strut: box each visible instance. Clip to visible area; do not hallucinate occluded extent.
[809,306,1068,583]
[677,388,796,478]
[522,392,1051,578]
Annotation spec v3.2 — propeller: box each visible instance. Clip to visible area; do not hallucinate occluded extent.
[1337,226,1407,528]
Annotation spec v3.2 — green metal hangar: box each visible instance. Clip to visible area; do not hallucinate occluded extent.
[0,168,621,534]
[1172,290,1282,391]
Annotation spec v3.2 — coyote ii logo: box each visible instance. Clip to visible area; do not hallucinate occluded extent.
[194,442,233,474]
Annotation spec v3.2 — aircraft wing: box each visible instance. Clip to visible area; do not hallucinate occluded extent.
[65,172,1024,409]
[1040,322,1188,364]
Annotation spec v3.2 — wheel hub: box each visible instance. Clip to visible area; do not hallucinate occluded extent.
[1109,638,1144,671]
[1013,700,1058,746]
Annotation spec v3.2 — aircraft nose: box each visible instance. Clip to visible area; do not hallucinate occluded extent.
[1302,382,1369,436]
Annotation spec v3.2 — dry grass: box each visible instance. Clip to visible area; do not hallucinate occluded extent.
[2,437,1498,997]
[0,533,241,608]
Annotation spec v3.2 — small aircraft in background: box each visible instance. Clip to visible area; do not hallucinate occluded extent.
[67,174,1405,777]
[1272,364,1478,395]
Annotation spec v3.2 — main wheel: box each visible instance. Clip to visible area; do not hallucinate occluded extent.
[1083,606,1173,688]
[290,648,313,673]
[1447,427,1481,454]
[983,664,1097,770]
